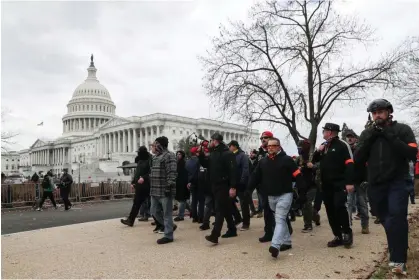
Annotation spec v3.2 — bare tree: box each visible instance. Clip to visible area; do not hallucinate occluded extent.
[1,109,18,153]
[200,0,412,150]
[395,40,419,136]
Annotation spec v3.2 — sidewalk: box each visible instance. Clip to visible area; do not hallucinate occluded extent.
[2,203,418,279]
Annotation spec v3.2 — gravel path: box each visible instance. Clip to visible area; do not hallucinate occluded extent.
[4,203,418,279]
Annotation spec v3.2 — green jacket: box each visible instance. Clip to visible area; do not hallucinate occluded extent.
[42,176,55,192]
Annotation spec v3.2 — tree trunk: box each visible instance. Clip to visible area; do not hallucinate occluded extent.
[308,122,319,154]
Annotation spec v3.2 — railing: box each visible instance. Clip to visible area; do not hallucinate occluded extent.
[1,181,135,208]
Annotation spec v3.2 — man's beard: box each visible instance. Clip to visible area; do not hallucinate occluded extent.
[375,118,386,126]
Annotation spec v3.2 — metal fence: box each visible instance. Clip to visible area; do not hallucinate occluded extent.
[1,181,135,208]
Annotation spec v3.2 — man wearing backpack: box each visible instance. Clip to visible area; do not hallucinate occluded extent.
[37,170,57,211]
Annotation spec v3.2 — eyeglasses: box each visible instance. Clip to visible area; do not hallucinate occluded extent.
[267,145,279,148]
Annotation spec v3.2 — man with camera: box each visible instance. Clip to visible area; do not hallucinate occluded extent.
[198,132,237,244]
[149,136,178,245]
[354,99,418,275]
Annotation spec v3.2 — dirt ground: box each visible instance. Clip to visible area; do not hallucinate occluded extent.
[371,203,419,279]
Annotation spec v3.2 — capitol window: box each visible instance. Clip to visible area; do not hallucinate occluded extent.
[5,165,8,170]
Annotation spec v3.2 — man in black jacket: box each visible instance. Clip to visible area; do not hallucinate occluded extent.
[248,137,306,258]
[312,123,355,249]
[354,99,418,275]
[121,146,151,227]
[198,133,237,244]
[253,131,276,243]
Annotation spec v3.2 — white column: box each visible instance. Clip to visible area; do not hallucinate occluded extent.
[122,130,126,153]
[139,128,143,147]
[90,118,92,130]
[106,134,109,155]
[133,129,137,152]
[128,129,132,152]
[113,132,116,153]
[145,127,149,148]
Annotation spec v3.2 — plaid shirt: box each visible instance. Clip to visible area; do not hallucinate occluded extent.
[150,150,177,197]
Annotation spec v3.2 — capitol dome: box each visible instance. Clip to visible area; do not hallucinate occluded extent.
[62,55,116,138]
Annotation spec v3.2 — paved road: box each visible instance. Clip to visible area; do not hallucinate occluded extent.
[1,200,134,235]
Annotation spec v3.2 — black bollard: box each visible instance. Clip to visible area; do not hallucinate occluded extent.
[7,184,12,204]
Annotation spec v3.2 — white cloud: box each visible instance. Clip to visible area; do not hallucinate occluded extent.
[1,0,418,154]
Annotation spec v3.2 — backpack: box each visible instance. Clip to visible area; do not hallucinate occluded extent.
[41,175,50,189]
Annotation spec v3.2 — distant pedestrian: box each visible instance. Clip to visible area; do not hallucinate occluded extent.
[37,170,57,211]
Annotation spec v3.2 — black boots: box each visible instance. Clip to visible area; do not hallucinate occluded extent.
[120,218,134,227]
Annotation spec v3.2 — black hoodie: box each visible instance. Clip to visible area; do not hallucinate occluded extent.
[132,146,151,196]
[198,142,237,192]
[175,151,190,201]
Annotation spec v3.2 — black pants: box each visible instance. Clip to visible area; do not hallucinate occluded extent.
[128,187,148,222]
[262,194,275,237]
[313,189,323,212]
[323,188,352,237]
[60,188,72,210]
[191,187,205,221]
[211,187,236,238]
[236,191,251,226]
[39,191,56,208]
[368,180,409,263]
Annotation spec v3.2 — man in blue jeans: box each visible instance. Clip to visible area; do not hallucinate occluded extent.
[149,136,178,244]
[355,99,418,275]
[248,138,306,258]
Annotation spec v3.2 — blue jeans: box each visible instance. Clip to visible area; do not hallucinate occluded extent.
[178,200,190,219]
[348,184,369,228]
[407,178,415,204]
[151,196,174,240]
[268,193,293,251]
[139,196,151,217]
[368,179,409,263]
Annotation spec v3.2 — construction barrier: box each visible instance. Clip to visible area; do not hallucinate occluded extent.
[1,181,135,208]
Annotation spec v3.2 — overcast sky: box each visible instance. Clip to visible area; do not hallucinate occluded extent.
[1,0,418,154]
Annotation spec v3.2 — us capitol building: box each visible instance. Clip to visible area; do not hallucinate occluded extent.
[3,56,259,181]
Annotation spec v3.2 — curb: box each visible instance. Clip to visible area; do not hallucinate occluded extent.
[1,198,133,213]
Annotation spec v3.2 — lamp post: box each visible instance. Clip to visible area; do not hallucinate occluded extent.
[107,150,111,161]
[76,154,85,202]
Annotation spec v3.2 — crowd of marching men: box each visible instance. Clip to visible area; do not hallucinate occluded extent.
[121,98,418,276]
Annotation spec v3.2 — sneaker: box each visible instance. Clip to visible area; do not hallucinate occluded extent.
[36,207,42,211]
[327,236,343,247]
[361,227,370,234]
[153,225,163,233]
[259,234,272,243]
[174,217,184,222]
[205,235,219,244]
[221,230,237,238]
[158,224,177,234]
[151,222,156,226]
[301,225,313,233]
[342,232,353,248]
[280,244,292,251]
[256,212,263,218]
[374,218,381,224]
[199,223,210,231]
[120,218,134,227]
[269,246,279,258]
[157,237,173,244]
[138,216,149,222]
[240,225,249,231]
[391,263,407,275]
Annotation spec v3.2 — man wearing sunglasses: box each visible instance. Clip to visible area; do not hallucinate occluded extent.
[251,131,276,243]
[248,137,306,258]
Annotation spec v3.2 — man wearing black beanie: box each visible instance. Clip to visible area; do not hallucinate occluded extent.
[150,136,178,244]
